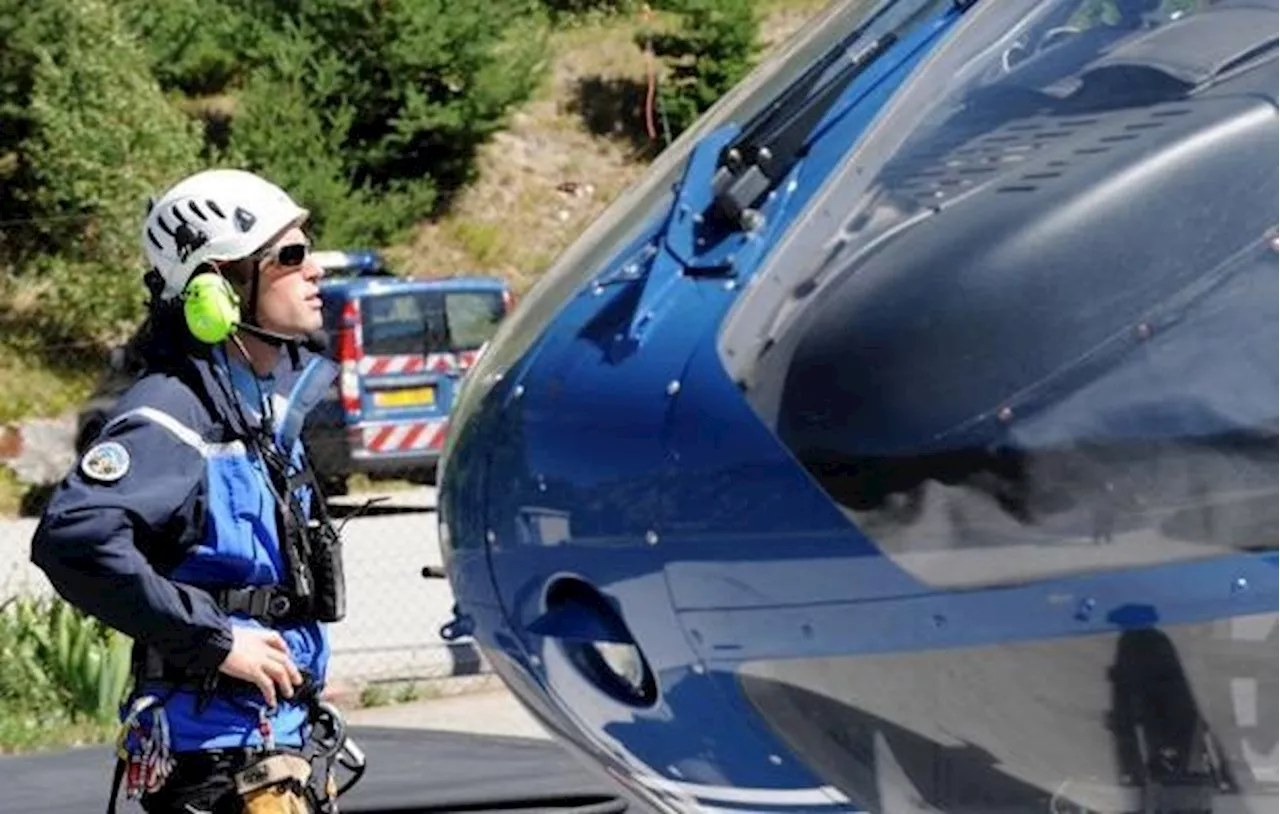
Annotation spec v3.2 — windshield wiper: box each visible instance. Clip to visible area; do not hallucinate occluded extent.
[711,0,977,229]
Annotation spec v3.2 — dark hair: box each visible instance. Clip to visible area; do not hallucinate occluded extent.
[137,265,210,372]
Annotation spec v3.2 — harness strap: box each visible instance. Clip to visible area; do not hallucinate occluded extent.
[105,757,125,814]
[217,585,299,623]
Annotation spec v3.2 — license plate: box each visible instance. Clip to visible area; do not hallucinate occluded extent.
[373,387,435,408]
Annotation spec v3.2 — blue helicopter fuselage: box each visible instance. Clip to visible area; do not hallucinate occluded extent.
[439,1,1279,811]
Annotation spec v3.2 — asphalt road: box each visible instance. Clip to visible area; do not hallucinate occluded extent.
[1,727,653,814]
[0,486,462,685]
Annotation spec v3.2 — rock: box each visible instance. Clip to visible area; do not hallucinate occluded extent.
[5,415,76,485]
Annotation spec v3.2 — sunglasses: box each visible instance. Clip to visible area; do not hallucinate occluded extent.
[256,240,310,268]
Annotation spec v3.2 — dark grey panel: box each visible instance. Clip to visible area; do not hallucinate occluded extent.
[740,615,1279,813]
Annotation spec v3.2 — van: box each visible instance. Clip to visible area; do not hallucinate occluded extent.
[303,251,512,491]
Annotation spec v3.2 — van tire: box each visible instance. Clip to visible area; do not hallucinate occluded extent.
[320,475,349,497]
[407,466,438,487]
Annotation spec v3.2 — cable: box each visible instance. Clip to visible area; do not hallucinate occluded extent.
[642,4,658,143]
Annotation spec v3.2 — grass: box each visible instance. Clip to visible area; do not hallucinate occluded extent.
[0,336,98,425]
[0,704,117,755]
[393,0,828,293]
[354,678,459,710]
[0,466,26,517]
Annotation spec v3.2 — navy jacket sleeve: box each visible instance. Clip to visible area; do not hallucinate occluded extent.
[30,383,233,674]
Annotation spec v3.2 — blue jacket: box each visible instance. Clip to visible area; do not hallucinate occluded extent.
[31,347,338,752]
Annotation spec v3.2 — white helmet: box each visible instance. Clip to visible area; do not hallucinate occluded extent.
[142,168,308,300]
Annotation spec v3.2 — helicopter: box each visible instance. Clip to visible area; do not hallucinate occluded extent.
[435,0,1279,811]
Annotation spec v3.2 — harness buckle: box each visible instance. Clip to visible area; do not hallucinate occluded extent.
[220,587,294,623]
[268,594,292,618]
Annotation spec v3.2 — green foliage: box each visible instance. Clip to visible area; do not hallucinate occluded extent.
[0,0,202,344]
[647,0,760,137]
[222,25,428,248]
[541,0,639,19]
[220,0,549,247]
[114,0,261,96]
[0,596,132,726]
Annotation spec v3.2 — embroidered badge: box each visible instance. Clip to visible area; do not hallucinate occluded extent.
[81,441,130,483]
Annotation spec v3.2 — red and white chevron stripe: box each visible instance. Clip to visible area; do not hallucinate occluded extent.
[362,420,449,453]
[358,352,481,376]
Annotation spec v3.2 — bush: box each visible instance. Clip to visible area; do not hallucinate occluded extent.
[222,0,549,247]
[541,0,639,19]
[0,0,202,345]
[647,0,759,138]
[0,596,132,726]
[114,0,261,96]
[222,26,429,249]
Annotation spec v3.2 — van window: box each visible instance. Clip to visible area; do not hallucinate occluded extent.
[445,291,505,350]
[362,290,505,357]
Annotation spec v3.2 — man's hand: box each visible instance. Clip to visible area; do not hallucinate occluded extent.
[218,627,303,708]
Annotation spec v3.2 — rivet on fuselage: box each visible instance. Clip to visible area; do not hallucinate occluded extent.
[485,529,496,544]
[1232,577,1248,593]
[513,384,525,399]
[645,530,660,545]
[768,755,783,766]
[666,380,681,396]
[1135,322,1152,340]
[691,663,705,675]
[997,406,1014,423]
[1075,598,1096,621]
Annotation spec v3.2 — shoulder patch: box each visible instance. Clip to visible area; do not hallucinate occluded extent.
[81,441,131,483]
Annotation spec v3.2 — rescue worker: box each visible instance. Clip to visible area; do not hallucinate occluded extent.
[31,168,359,813]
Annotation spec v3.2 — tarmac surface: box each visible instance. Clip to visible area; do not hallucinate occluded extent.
[2,687,659,813]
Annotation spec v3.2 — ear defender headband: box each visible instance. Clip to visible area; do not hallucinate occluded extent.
[182,272,241,344]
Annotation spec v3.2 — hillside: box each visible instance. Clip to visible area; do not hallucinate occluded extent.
[391,0,826,293]
[0,1,827,512]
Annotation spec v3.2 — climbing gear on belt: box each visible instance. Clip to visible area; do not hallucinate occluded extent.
[236,753,313,814]
[106,695,176,813]
[304,698,368,802]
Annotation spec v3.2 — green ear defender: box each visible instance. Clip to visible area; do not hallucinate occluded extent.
[182,272,241,344]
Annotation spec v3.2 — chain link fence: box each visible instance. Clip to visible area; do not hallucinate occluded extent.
[0,405,489,693]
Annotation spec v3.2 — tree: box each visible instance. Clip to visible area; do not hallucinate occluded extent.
[223,0,549,247]
[0,0,203,344]
[648,0,759,138]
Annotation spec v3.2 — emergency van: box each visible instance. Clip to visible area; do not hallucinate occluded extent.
[303,251,512,491]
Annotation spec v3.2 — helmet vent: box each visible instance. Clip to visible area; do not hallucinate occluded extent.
[188,200,207,220]
[234,207,256,233]
[205,199,226,219]
[145,228,164,251]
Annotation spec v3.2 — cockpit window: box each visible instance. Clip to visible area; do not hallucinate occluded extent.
[719,0,1278,588]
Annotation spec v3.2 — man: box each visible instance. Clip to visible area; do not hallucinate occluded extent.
[31,168,356,813]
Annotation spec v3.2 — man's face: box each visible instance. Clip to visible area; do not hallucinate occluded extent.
[253,226,324,336]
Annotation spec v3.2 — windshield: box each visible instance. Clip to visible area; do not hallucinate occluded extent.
[448,0,935,442]
[362,290,505,357]
[720,0,1278,588]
